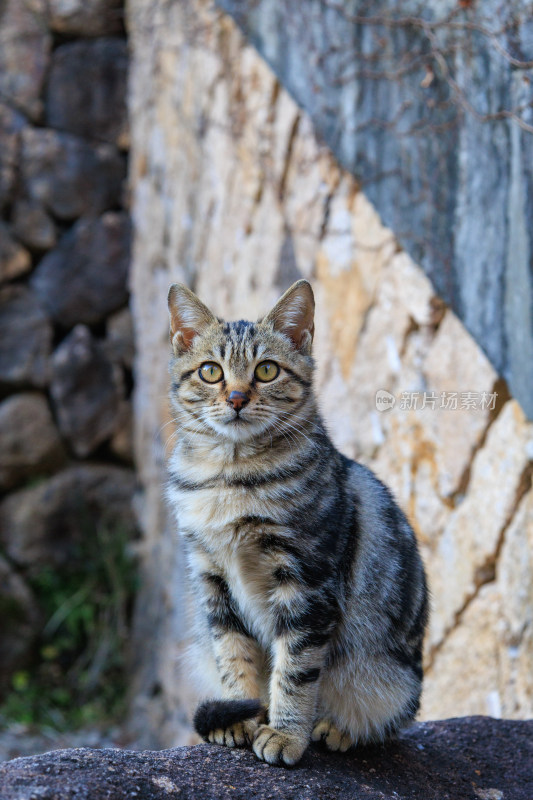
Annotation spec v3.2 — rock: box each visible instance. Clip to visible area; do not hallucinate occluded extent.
[46,39,129,148]
[427,400,533,651]
[387,251,438,328]
[217,0,533,421]
[0,285,51,389]
[106,307,135,369]
[47,0,124,37]
[0,725,119,765]
[50,326,122,457]
[20,128,125,221]
[31,213,131,328]
[422,310,499,498]
[0,221,31,282]
[0,717,531,799]
[0,103,26,212]
[0,464,137,572]
[497,487,533,656]
[0,393,66,491]
[422,486,533,722]
[422,584,504,720]
[110,400,134,463]
[0,555,40,693]
[12,199,57,252]
[0,0,51,121]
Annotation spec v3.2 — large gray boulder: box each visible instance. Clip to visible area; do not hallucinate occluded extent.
[0,285,52,389]
[50,325,122,457]
[0,464,137,573]
[20,128,125,221]
[31,214,131,328]
[12,199,57,252]
[46,39,128,147]
[0,393,66,491]
[0,717,531,799]
[0,0,51,121]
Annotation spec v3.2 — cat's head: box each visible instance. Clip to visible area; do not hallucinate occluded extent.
[167,280,315,443]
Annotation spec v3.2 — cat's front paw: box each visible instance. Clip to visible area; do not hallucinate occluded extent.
[252,724,307,766]
[207,718,259,748]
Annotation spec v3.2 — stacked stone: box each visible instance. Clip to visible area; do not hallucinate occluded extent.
[0,0,136,696]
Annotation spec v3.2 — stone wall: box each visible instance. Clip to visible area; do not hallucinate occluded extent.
[127,0,533,744]
[0,0,136,702]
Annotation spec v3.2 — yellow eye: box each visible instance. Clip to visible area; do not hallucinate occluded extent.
[254,361,280,382]
[199,362,223,383]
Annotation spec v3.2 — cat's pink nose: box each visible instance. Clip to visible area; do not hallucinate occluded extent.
[227,391,249,411]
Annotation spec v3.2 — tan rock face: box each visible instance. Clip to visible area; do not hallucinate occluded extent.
[427,400,533,652]
[127,0,533,744]
[422,485,533,721]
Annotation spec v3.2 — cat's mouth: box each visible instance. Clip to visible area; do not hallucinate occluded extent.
[226,415,250,425]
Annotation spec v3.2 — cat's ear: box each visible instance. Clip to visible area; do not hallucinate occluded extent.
[168,284,216,354]
[263,280,315,354]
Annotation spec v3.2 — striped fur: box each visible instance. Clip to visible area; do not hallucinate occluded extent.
[166,280,429,766]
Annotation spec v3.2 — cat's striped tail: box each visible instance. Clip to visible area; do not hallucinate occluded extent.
[193,698,266,740]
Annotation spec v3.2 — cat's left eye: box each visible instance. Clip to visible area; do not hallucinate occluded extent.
[199,362,224,383]
[254,361,280,382]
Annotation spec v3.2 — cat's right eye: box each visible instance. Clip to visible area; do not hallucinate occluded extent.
[199,362,224,383]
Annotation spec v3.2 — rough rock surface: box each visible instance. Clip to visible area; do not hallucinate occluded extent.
[0,221,31,282]
[0,465,137,573]
[0,718,531,800]
[217,0,533,421]
[106,307,135,370]
[46,39,129,147]
[0,103,25,211]
[0,0,51,120]
[0,285,52,388]
[0,393,66,490]
[50,325,122,457]
[32,213,131,328]
[20,128,125,221]
[12,199,57,252]
[110,400,134,463]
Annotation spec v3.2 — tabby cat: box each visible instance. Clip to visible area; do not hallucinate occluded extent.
[166,279,428,766]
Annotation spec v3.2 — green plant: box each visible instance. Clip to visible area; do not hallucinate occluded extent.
[0,520,138,732]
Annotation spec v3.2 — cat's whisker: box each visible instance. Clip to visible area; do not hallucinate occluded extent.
[275,416,316,449]
[267,419,300,451]
[156,415,188,439]
[180,419,210,449]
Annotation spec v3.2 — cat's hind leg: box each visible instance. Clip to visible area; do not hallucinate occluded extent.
[311,719,353,752]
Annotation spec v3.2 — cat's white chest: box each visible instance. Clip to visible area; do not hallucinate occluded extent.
[173,482,262,540]
[169,447,282,643]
